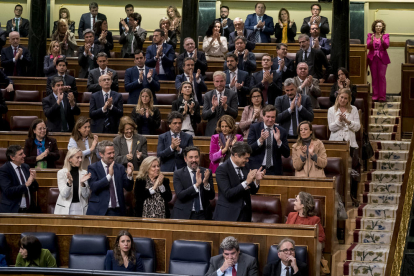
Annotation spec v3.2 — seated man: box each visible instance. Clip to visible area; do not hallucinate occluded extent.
[206,236,258,276]
[224,53,250,107]
[46,58,78,98]
[119,4,134,35]
[78,2,107,39]
[87,52,119,92]
[176,37,208,76]
[216,5,234,41]
[157,111,194,172]
[171,146,215,220]
[271,43,295,81]
[224,36,256,75]
[175,57,207,105]
[89,74,123,134]
[125,49,160,104]
[228,17,255,52]
[301,3,329,38]
[309,23,330,55]
[245,2,274,43]
[263,238,308,276]
[119,12,147,58]
[43,76,80,132]
[275,78,314,139]
[250,54,283,106]
[78,29,104,78]
[293,62,321,109]
[0,145,38,213]
[145,29,175,81]
[1,31,31,76]
[6,5,29,37]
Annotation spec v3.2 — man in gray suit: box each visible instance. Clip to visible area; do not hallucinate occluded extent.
[293,62,321,109]
[205,236,258,276]
[87,52,119,92]
[275,78,314,139]
[202,71,238,136]
[119,12,147,58]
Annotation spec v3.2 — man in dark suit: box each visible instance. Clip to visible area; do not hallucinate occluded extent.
[89,74,123,134]
[228,17,256,52]
[202,71,238,136]
[119,4,134,35]
[250,54,283,106]
[43,76,80,132]
[119,12,147,58]
[157,112,193,172]
[271,43,295,81]
[125,49,160,104]
[171,146,215,220]
[145,29,175,81]
[206,236,258,276]
[78,2,107,39]
[275,78,314,139]
[263,238,308,276]
[46,58,78,98]
[1,32,31,76]
[300,4,330,38]
[213,142,265,222]
[224,36,257,74]
[86,140,134,216]
[0,26,8,49]
[245,2,274,43]
[6,5,29,37]
[175,57,207,105]
[247,105,290,176]
[293,62,321,109]
[295,34,332,83]
[176,37,208,76]
[0,145,38,213]
[0,69,13,93]
[87,52,119,92]
[309,23,330,55]
[216,6,234,41]
[224,53,250,107]
[78,29,104,78]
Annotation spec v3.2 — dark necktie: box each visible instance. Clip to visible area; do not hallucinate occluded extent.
[16,18,19,32]
[173,133,178,138]
[236,167,244,182]
[60,99,69,132]
[192,171,201,212]
[62,76,66,86]
[17,167,30,207]
[106,166,117,208]
[155,46,160,74]
[265,128,272,168]
[13,47,18,76]
[304,50,308,61]
[93,16,95,26]
[189,52,193,58]
[104,93,111,131]
[291,100,298,136]
[101,70,105,75]
[238,54,244,70]
[285,266,290,276]
[232,265,237,276]
[104,92,109,103]
[217,92,222,118]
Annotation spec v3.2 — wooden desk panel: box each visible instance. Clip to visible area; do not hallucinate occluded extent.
[401,64,414,133]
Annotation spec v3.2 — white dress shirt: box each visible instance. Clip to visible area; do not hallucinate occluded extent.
[136,65,152,84]
[154,44,166,75]
[229,69,238,92]
[12,46,24,63]
[10,162,30,208]
[101,90,113,112]
[229,157,258,190]
[256,125,282,166]
[328,105,361,148]
[187,166,212,211]
[288,98,303,136]
[276,57,287,73]
[280,261,292,276]
[101,160,120,208]
[217,263,238,276]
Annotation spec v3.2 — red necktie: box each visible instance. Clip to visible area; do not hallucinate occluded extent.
[13,47,18,76]
[93,16,96,26]
[17,167,30,207]
[232,265,236,276]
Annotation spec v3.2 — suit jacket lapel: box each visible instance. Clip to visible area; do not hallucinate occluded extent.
[120,136,128,154]
[7,162,20,186]
[184,167,193,188]
[227,160,239,187]
[237,255,246,276]
[130,135,138,154]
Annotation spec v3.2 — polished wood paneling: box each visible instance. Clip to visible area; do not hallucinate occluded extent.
[401,64,414,132]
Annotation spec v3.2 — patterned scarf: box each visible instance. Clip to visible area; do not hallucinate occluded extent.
[218,132,234,163]
[34,139,47,169]
[142,177,166,218]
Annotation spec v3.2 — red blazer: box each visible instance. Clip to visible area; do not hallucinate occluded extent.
[366,33,390,64]
[286,212,325,243]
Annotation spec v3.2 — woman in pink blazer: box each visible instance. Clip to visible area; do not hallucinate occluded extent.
[209,115,244,173]
[367,19,390,102]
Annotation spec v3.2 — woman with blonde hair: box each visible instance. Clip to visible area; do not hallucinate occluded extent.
[292,121,327,177]
[54,148,91,215]
[130,89,161,135]
[159,17,177,50]
[166,6,181,40]
[113,116,148,171]
[134,156,172,218]
[209,115,243,173]
[52,7,75,34]
[51,18,77,57]
[43,41,65,77]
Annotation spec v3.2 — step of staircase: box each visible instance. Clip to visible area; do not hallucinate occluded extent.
[352,230,392,244]
[369,132,397,141]
[367,171,404,183]
[364,182,402,194]
[346,244,389,262]
[369,124,398,133]
[385,95,401,102]
[372,102,401,110]
[361,193,400,205]
[343,261,386,276]
[371,108,400,116]
[371,160,406,171]
[376,141,410,151]
[370,116,399,125]
[357,204,398,219]
[374,150,409,161]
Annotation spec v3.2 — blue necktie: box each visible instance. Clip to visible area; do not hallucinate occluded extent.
[192,171,201,212]
[255,16,262,43]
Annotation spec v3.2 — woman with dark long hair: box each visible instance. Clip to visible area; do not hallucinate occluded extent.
[274,8,296,43]
[239,88,265,138]
[94,19,114,57]
[202,20,227,61]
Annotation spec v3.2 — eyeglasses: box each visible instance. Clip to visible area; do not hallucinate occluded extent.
[280,248,295,253]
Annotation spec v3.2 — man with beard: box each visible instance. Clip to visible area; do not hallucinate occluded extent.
[224,53,250,107]
[216,6,234,41]
[224,36,256,74]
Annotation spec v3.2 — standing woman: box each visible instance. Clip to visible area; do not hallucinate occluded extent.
[239,88,265,138]
[134,156,172,218]
[43,41,65,77]
[130,88,161,135]
[54,148,91,215]
[203,20,227,61]
[52,7,75,34]
[94,19,114,58]
[159,17,177,50]
[24,119,60,169]
[367,19,390,102]
[166,6,181,41]
[274,8,296,43]
[51,19,78,57]
[171,81,201,137]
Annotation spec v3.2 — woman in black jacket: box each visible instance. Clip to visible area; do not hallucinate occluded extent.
[130,88,161,135]
[274,8,297,43]
[329,67,357,106]
[94,19,114,58]
[171,81,201,136]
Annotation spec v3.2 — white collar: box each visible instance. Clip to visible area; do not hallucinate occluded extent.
[230,69,238,75]
[10,162,21,170]
[137,66,145,71]
[170,130,180,137]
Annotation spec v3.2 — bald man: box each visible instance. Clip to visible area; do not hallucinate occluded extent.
[0,31,31,76]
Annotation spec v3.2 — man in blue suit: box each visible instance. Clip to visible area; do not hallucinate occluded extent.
[247,105,290,176]
[224,36,256,75]
[78,2,107,39]
[145,29,175,81]
[0,145,38,213]
[244,2,274,43]
[175,57,207,105]
[224,53,250,107]
[309,23,331,55]
[86,140,134,216]
[157,111,194,172]
[89,74,123,134]
[125,50,160,104]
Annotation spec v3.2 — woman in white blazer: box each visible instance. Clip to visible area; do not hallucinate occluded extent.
[54,148,91,215]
